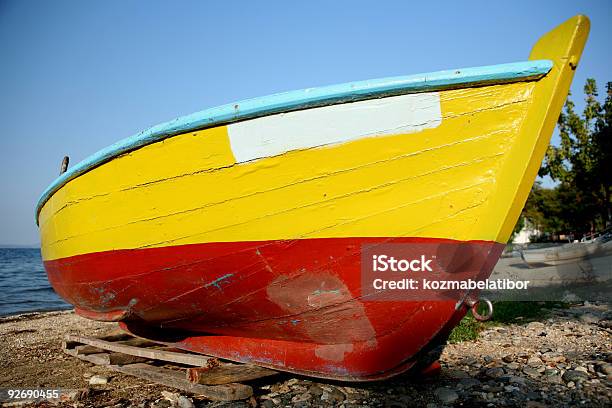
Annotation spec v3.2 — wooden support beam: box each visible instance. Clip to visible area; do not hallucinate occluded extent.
[116,363,252,401]
[64,348,109,366]
[96,333,132,342]
[117,337,160,348]
[187,364,278,385]
[104,352,149,365]
[62,340,80,350]
[71,351,148,366]
[61,334,269,401]
[75,345,105,355]
[65,335,217,367]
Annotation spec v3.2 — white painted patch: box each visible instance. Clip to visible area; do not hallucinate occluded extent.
[227,92,442,163]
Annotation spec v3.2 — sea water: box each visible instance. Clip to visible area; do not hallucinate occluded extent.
[0,248,70,316]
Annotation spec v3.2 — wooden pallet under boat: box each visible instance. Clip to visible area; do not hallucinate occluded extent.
[63,332,278,401]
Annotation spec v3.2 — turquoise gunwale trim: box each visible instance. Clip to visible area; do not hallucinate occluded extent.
[35,60,552,224]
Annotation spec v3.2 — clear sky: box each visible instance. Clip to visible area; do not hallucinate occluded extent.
[0,0,610,246]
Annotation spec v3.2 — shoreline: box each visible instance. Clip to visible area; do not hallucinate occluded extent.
[0,304,610,407]
[0,307,73,321]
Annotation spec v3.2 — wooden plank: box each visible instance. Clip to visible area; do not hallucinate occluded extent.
[105,352,149,365]
[62,337,253,401]
[65,345,146,365]
[117,338,160,348]
[65,335,217,367]
[115,363,252,401]
[64,348,109,366]
[96,333,132,342]
[187,364,278,385]
[62,340,80,350]
[75,345,105,355]
[63,348,77,356]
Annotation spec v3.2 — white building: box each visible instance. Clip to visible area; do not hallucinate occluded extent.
[513,219,541,244]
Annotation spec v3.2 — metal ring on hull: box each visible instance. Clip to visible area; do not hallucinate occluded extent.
[465,296,494,321]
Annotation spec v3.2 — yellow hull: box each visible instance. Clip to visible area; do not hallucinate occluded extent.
[39,16,589,263]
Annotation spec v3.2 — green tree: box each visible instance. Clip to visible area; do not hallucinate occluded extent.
[518,79,611,240]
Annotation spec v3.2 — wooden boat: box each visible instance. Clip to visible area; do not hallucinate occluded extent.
[521,242,590,266]
[521,228,612,267]
[37,16,589,381]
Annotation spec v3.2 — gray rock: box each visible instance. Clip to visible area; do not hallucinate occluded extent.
[323,387,345,403]
[485,367,505,378]
[527,356,542,366]
[522,366,541,377]
[152,400,172,408]
[541,352,565,363]
[271,383,290,393]
[89,375,108,385]
[562,369,589,383]
[308,385,324,397]
[160,391,178,402]
[177,396,195,408]
[508,375,527,386]
[445,369,471,379]
[434,387,459,404]
[63,388,90,402]
[261,400,276,408]
[596,362,612,375]
[291,392,312,403]
[462,357,478,366]
[459,378,481,389]
[526,401,547,408]
[544,368,559,376]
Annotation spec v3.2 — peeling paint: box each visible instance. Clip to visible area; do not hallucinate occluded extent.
[315,344,354,362]
[266,273,377,344]
[204,273,234,290]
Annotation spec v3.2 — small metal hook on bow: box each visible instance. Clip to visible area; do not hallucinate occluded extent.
[465,296,493,322]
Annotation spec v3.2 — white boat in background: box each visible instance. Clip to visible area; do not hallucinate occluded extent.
[520,228,612,267]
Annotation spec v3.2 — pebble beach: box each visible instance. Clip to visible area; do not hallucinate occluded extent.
[0,302,610,407]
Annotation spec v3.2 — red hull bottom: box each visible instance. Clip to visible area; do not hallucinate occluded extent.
[119,304,463,381]
[45,237,504,380]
